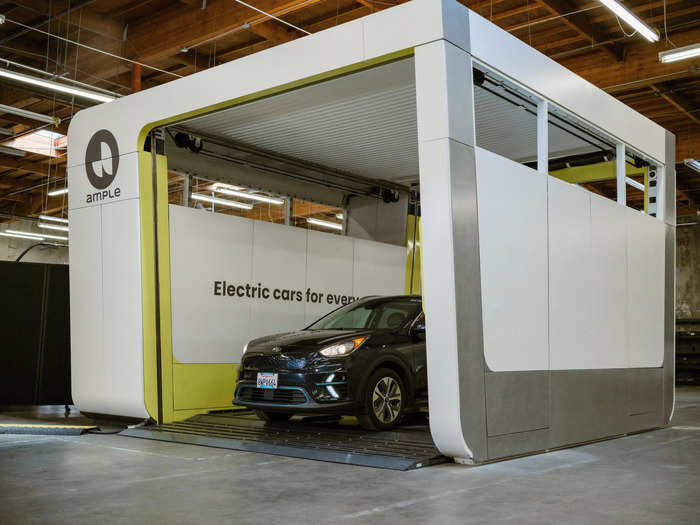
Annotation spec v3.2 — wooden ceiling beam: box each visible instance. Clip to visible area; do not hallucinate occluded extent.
[650,84,700,126]
[534,0,624,61]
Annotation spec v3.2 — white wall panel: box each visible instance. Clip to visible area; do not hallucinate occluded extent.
[100,199,145,415]
[591,195,628,368]
[475,148,549,371]
[305,230,354,324]
[627,210,665,367]
[170,206,253,363]
[69,205,103,414]
[352,239,406,298]
[169,206,405,363]
[250,221,307,340]
[548,177,593,370]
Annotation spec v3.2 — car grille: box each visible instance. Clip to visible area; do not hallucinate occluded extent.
[243,354,307,371]
[237,387,308,405]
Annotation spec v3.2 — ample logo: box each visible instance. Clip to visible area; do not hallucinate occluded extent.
[85,129,121,203]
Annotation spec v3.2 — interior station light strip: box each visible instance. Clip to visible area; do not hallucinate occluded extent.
[307,218,343,231]
[48,188,68,196]
[684,159,700,174]
[598,0,659,42]
[215,187,284,205]
[192,193,254,210]
[659,43,700,63]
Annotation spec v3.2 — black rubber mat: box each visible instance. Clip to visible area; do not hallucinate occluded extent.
[121,411,446,470]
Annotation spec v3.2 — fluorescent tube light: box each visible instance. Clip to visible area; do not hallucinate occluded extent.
[0,145,25,157]
[216,187,284,205]
[39,223,69,232]
[0,68,115,103]
[0,103,59,125]
[6,229,67,241]
[191,193,254,210]
[48,188,68,196]
[659,43,700,63]
[307,218,343,231]
[684,159,700,173]
[0,231,46,241]
[625,177,645,191]
[336,213,344,220]
[39,214,69,224]
[598,0,659,42]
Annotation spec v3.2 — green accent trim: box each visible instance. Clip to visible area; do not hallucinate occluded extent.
[550,161,647,184]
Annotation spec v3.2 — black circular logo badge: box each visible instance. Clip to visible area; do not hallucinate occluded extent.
[85,129,119,190]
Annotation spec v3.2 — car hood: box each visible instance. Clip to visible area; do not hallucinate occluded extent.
[245,329,375,355]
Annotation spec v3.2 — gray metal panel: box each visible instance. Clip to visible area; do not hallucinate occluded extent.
[627,368,663,416]
[488,428,549,459]
[347,194,409,247]
[449,139,489,462]
[663,130,676,423]
[485,371,548,437]
[548,369,629,449]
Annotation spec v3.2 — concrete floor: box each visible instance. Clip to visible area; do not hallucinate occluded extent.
[1,388,699,525]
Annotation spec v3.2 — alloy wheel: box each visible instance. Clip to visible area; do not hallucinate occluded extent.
[372,376,402,424]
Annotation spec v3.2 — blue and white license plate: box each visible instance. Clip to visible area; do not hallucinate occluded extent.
[257,372,278,389]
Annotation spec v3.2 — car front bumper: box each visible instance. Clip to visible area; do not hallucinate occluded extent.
[233,356,358,413]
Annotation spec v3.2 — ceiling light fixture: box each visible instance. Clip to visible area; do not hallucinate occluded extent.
[39,223,69,232]
[215,187,284,205]
[48,188,68,196]
[0,145,25,157]
[191,193,254,210]
[659,43,700,63]
[336,213,344,220]
[0,231,46,241]
[6,229,67,241]
[598,0,659,42]
[684,159,700,173]
[307,218,343,231]
[0,102,59,125]
[39,214,69,224]
[0,68,115,103]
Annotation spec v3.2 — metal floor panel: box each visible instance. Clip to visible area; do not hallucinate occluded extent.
[121,411,446,470]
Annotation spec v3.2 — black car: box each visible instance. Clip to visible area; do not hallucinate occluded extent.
[234,295,426,430]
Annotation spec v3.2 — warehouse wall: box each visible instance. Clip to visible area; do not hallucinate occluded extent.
[677,222,700,319]
[0,220,68,264]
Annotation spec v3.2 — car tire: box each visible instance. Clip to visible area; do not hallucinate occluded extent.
[358,368,405,431]
[255,410,293,423]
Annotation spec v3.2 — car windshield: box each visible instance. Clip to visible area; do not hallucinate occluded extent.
[307,298,422,331]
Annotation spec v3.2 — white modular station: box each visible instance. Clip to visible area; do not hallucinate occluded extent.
[67,0,675,464]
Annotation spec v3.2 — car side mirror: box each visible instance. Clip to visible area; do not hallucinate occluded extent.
[412,322,425,340]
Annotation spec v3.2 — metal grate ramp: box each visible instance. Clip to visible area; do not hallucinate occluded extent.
[121,411,446,470]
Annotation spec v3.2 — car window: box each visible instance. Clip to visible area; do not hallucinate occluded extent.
[307,298,422,331]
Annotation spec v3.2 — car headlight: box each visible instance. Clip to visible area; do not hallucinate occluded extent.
[319,337,367,357]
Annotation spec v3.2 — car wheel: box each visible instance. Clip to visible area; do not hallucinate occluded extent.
[358,368,405,431]
[255,410,293,423]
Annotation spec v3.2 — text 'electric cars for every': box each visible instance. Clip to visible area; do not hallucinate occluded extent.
[234,295,426,430]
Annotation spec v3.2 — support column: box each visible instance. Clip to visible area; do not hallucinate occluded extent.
[616,143,626,205]
[415,39,487,463]
[537,100,548,174]
[131,63,142,93]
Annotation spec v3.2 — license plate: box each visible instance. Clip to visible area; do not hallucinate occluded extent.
[257,372,278,389]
